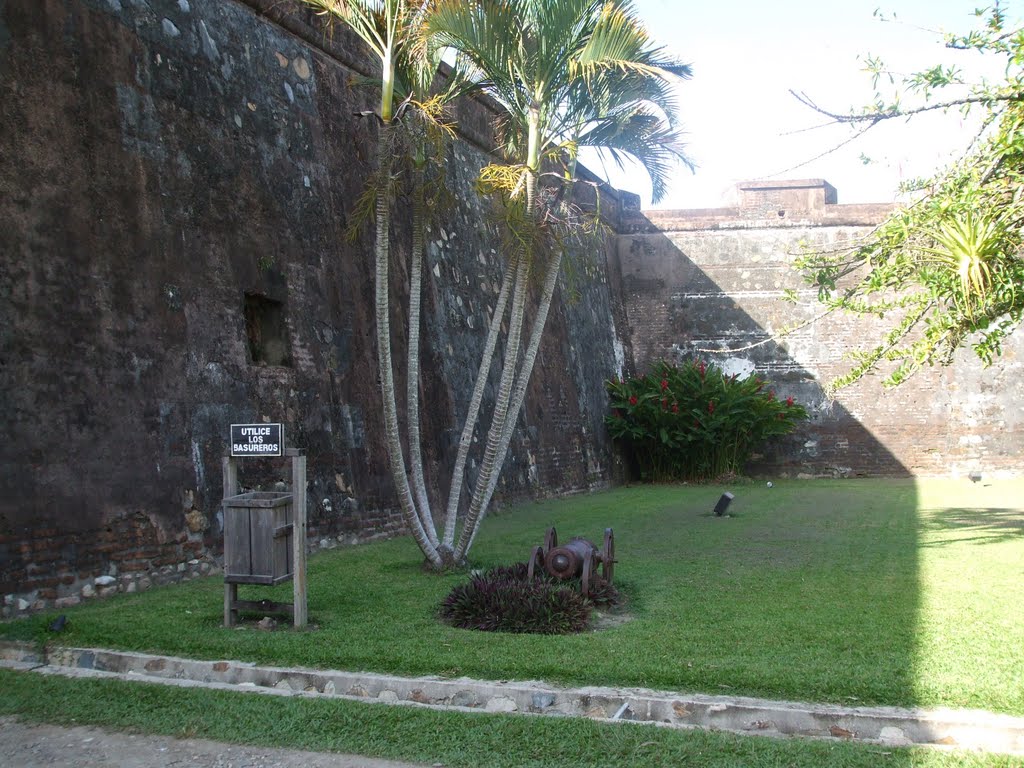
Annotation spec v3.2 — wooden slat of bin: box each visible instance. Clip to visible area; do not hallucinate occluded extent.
[249,507,274,580]
[224,507,252,582]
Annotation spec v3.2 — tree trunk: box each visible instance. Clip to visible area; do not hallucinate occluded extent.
[407,162,438,548]
[454,249,530,560]
[454,158,539,561]
[375,123,442,568]
[441,250,518,551]
[465,247,564,551]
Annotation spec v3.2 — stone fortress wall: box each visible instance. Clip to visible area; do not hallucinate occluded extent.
[1,1,1019,615]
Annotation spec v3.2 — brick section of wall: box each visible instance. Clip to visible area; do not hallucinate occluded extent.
[614,182,1024,478]
[0,0,624,607]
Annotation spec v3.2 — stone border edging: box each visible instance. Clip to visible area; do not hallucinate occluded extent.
[1,641,1021,755]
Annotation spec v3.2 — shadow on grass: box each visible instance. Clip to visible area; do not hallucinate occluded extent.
[919,507,1024,547]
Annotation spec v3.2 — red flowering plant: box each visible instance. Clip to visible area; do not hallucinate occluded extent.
[605,360,808,482]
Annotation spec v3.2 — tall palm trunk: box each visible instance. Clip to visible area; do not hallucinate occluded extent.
[453,247,530,560]
[442,249,519,552]
[407,161,438,548]
[464,246,563,550]
[454,120,541,559]
[376,123,442,568]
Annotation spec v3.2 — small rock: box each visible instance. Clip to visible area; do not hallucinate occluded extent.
[16,598,30,612]
[323,681,336,695]
[98,586,119,598]
[672,702,692,718]
[531,692,555,710]
[275,679,293,691]
[185,509,209,533]
[450,690,476,708]
[878,726,912,746]
[484,697,518,713]
[94,575,116,587]
[292,58,311,80]
[409,689,431,704]
[161,18,180,37]
[126,581,138,593]
[81,584,96,599]
[347,685,369,697]
[377,690,399,703]
[584,705,606,719]
[829,725,855,739]
[256,617,276,631]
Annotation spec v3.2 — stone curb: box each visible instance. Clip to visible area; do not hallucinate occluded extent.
[2,641,1022,755]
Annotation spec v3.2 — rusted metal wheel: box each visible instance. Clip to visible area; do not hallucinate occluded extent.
[544,526,558,554]
[581,548,594,597]
[527,545,544,581]
[602,527,615,583]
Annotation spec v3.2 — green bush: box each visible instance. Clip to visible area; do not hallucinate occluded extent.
[440,571,590,635]
[605,360,808,482]
[439,563,621,634]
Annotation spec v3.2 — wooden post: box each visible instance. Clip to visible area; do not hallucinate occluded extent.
[288,448,308,628]
[223,455,238,627]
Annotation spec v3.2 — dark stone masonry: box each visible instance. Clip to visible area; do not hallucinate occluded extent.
[1,1,1020,613]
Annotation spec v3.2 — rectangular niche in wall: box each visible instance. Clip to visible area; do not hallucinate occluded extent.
[244,293,291,367]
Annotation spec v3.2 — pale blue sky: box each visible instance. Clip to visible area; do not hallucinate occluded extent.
[593,1,1020,209]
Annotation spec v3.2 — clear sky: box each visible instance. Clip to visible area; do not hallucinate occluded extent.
[592,1,1020,210]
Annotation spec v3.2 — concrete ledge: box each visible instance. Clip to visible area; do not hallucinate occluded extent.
[1,642,1021,755]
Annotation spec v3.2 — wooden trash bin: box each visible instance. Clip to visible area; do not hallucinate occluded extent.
[223,491,294,585]
[222,448,307,628]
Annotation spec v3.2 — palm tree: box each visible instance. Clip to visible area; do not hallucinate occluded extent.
[301,0,690,568]
[300,0,446,566]
[425,0,693,561]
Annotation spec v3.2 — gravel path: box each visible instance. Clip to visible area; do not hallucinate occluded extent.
[0,717,431,768]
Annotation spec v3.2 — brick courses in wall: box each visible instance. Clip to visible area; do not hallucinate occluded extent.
[613,180,1024,478]
[0,0,625,610]
[2,3,1020,613]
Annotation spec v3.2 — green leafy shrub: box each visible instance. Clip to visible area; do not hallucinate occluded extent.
[439,563,621,634]
[479,562,620,606]
[605,360,808,482]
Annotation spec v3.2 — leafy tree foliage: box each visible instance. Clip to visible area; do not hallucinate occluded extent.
[794,4,1024,389]
[606,360,806,482]
[299,1,692,567]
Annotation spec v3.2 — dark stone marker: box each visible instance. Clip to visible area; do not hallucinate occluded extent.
[713,492,734,516]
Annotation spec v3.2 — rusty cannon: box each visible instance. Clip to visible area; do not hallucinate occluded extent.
[527,526,615,597]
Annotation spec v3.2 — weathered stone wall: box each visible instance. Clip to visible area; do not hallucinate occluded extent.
[0,0,626,611]
[614,180,1024,478]
[3,2,1020,615]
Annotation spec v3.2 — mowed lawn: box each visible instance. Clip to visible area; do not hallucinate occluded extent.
[3,478,1022,716]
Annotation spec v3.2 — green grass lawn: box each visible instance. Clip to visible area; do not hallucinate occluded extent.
[2,668,1021,768]
[3,478,1022,717]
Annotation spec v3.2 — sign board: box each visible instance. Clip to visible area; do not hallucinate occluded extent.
[230,423,284,457]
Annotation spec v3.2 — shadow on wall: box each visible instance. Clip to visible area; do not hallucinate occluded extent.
[611,181,910,478]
